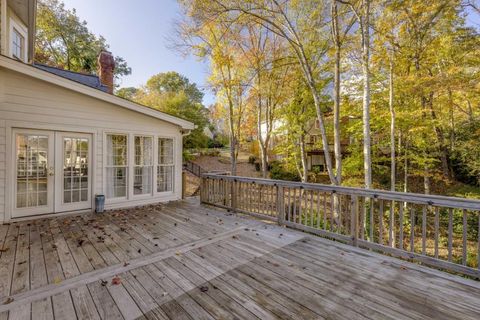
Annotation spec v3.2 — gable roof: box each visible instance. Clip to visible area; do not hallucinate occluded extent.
[0,55,195,130]
[33,63,110,93]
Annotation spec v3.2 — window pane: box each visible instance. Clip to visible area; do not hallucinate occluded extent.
[157,166,173,192]
[107,135,127,166]
[12,29,24,59]
[106,167,127,198]
[158,138,173,164]
[134,166,152,195]
[135,136,153,166]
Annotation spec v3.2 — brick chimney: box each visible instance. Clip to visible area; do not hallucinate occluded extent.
[97,51,115,94]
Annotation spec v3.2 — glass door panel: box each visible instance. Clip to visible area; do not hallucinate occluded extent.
[13,130,54,217]
[55,133,92,212]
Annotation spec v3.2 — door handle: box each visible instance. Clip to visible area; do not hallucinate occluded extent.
[48,167,55,176]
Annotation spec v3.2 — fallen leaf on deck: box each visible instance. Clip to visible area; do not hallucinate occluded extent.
[101,280,108,286]
[124,262,130,267]
[200,286,208,292]
[53,277,62,284]
[0,247,9,253]
[4,297,14,304]
[111,276,121,285]
[175,251,182,256]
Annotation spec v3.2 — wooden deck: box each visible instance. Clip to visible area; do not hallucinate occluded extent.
[0,199,479,319]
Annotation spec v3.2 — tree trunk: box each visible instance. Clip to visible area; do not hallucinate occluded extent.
[424,164,430,195]
[331,1,342,185]
[467,100,474,124]
[361,0,372,189]
[427,96,450,179]
[389,58,395,191]
[299,133,308,183]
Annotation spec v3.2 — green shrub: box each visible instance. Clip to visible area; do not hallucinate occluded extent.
[269,161,301,181]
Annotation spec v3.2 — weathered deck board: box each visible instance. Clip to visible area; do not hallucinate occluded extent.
[0,200,478,319]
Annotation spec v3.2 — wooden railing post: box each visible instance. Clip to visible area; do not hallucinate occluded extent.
[277,185,285,226]
[231,179,237,212]
[351,195,359,246]
[182,172,186,199]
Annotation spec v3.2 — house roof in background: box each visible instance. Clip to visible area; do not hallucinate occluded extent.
[33,63,109,93]
[0,55,195,130]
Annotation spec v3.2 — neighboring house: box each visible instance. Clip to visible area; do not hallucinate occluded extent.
[0,0,194,223]
[261,118,350,172]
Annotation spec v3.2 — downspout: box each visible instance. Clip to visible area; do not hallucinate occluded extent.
[181,127,193,199]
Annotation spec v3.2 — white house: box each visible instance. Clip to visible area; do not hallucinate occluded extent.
[0,0,194,223]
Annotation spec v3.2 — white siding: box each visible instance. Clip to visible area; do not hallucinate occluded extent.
[0,67,184,222]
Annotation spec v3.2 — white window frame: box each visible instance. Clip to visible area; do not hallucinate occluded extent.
[104,131,176,203]
[156,136,175,194]
[9,18,28,62]
[105,133,129,200]
[132,135,154,198]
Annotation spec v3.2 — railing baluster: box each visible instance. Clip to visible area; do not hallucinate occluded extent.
[379,200,384,245]
[422,205,427,255]
[434,207,439,259]
[463,209,467,266]
[287,188,292,222]
[323,193,327,231]
[389,201,394,247]
[310,190,314,228]
[410,208,415,252]
[448,208,453,262]
[330,193,334,232]
[478,213,480,270]
[317,191,321,229]
[399,202,404,250]
[299,188,303,224]
[277,185,284,225]
[338,195,342,233]
[369,198,374,241]
[293,188,297,223]
[360,198,365,240]
[352,195,359,246]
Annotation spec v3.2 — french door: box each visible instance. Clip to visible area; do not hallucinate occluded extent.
[12,129,92,218]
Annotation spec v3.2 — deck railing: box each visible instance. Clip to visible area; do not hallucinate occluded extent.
[183,161,205,177]
[200,174,480,278]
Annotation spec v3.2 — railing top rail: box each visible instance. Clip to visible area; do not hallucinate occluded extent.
[202,173,480,211]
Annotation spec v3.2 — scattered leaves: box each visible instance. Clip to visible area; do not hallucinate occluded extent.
[111,276,121,285]
[200,286,209,292]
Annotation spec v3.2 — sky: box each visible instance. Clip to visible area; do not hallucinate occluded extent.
[61,0,216,106]
[60,0,480,108]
